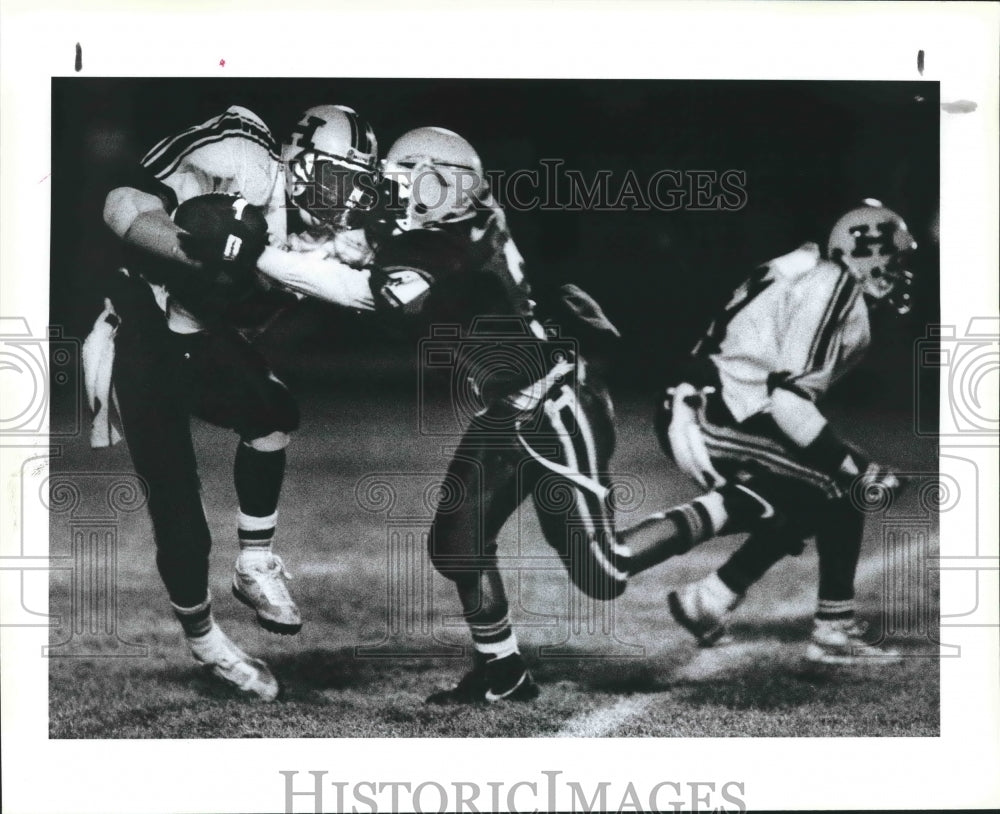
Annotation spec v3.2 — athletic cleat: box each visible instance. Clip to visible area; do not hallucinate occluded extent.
[232,551,302,635]
[668,572,744,647]
[426,652,540,705]
[805,618,902,665]
[187,624,280,701]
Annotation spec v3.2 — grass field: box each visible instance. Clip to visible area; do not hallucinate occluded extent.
[48,387,940,738]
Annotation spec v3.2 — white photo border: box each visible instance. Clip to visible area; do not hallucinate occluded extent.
[1,1,998,812]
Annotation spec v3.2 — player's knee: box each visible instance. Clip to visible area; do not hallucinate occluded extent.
[238,391,300,441]
[426,539,457,580]
[427,525,496,583]
[577,576,628,601]
[245,431,290,452]
[568,554,629,600]
[429,557,488,584]
[780,533,807,556]
[266,389,300,434]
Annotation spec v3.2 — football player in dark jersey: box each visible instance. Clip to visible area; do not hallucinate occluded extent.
[90,104,378,699]
[366,128,627,702]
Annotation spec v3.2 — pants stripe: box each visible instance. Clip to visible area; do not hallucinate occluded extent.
[541,389,628,585]
[515,422,609,503]
[699,413,840,497]
[574,395,623,552]
[543,397,595,536]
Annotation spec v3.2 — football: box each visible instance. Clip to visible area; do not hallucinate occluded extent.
[171,193,269,310]
[173,193,269,271]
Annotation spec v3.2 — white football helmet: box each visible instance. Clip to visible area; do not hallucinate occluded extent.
[827,199,917,314]
[282,105,378,230]
[381,127,488,230]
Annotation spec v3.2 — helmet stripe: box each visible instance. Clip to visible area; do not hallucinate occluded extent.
[342,108,360,152]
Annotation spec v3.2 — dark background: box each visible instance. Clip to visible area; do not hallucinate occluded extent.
[51,78,939,410]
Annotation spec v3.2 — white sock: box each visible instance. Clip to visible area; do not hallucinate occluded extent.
[704,571,740,611]
[471,628,519,661]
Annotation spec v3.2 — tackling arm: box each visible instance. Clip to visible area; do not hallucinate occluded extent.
[256,246,375,311]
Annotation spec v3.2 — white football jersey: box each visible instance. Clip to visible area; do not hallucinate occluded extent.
[694,242,870,422]
[141,105,287,244]
[134,106,287,331]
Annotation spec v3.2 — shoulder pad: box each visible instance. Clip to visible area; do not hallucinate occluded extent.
[766,242,823,282]
[226,106,269,130]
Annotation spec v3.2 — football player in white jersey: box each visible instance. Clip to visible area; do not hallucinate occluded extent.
[93,104,378,699]
[616,200,914,664]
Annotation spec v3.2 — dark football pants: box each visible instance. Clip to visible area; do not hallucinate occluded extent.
[696,392,866,594]
[110,275,298,608]
[698,393,844,505]
[428,367,625,632]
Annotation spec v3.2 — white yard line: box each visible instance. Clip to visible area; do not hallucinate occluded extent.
[551,551,905,738]
[552,638,787,737]
[555,695,658,737]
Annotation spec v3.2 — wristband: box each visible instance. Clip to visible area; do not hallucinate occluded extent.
[802,424,867,478]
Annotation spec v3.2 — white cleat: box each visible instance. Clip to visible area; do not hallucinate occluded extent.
[187,624,280,701]
[668,572,744,647]
[232,551,302,635]
[806,618,902,665]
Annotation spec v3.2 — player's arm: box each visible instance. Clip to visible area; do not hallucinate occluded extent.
[368,228,468,315]
[256,245,375,311]
[770,295,897,492]
[103,186,202,268]
[767,264,859,441]
[771,388,899,493]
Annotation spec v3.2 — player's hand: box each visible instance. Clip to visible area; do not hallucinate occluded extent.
[850,461,905,508]
[372,267,433,313]
[664,383,726,490]
[346,268,377,312]
[256,245,375,311]
[174,194,268,271]
[286,229,373,268]
[332,228,375,268]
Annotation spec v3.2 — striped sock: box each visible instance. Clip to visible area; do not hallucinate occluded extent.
[469,614,519,662]
[622,494,721,576]
[816,598,855,622]
[172,595,213,638]
[238,509,278,553]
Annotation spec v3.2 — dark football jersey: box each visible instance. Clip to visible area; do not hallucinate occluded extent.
[370,199,537,328]
[369,198,567,408]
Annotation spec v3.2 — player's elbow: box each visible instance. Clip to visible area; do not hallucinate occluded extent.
[103,187,163,239]
[770,387,827,447]
[103,188,135,237]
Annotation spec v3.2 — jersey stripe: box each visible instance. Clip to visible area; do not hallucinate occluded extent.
[805,271,847,367]
[806,270,859,371]
[147,131,277,183]
[694,266,772,358]
[141,112,278,179]
[142,110,276,168]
